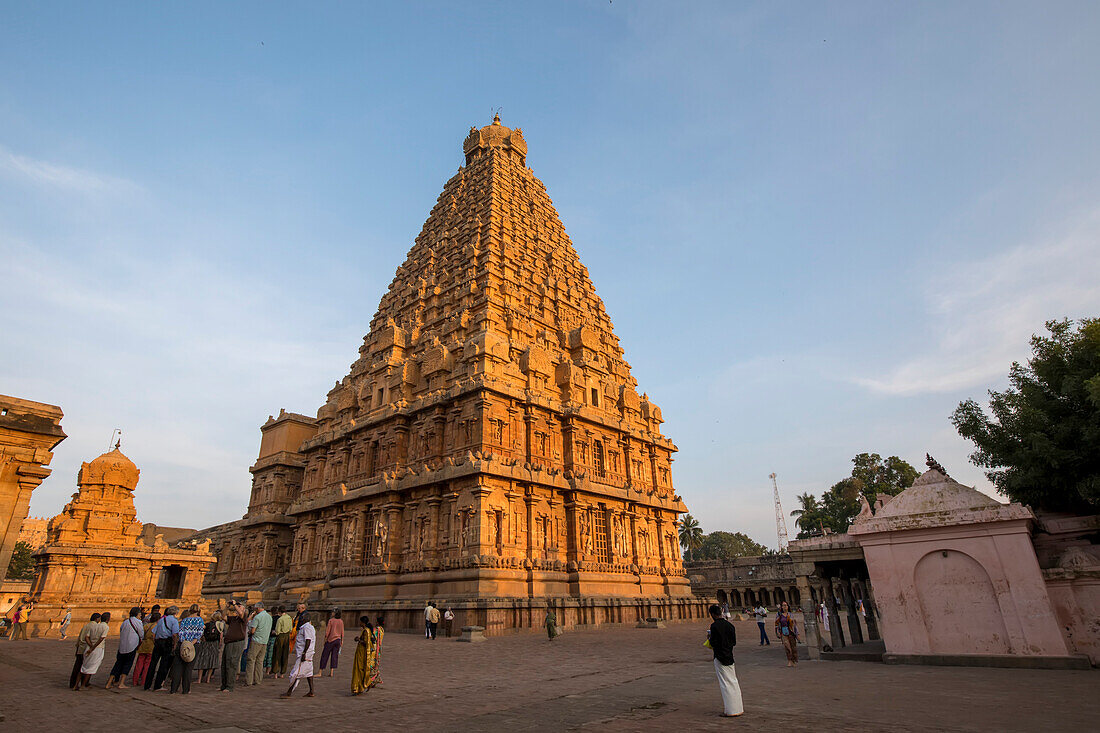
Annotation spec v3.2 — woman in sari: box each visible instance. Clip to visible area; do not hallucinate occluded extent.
[371,616,385,687]
[350,616,375,695]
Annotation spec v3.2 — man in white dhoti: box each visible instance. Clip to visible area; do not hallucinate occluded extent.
[76,611,111,689]
[280,611,316,698]
[707,604,743,717]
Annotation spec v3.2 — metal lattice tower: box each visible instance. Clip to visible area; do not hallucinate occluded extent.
[770,472,789,551]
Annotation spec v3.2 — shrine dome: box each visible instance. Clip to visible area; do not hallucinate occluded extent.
[874,468,1000,519]
[463,114,527,163]
[79,447,140,490]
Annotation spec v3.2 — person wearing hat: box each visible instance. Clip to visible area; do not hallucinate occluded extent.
[169,604,204,694]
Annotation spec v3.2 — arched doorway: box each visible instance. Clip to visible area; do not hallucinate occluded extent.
[717,589,728,605]
[914,550,1010,654]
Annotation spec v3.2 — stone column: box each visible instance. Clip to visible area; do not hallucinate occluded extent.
[426,496,442,556]
[860,574,881,641]
[394,417,410,469]
[823,575,846,648]
[843,574,864,645]
[796,573,821,660]
[523,487,535,561]
[383,504,403,567]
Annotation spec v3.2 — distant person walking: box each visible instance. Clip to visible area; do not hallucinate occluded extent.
[281,611,316,698]
[707,604,743,718]
[320,609,344,677]
[424,601,434,639]
[77,611,111,689]
[245,602,272,686]
[272,605,293,677]
[10,601,31,640]
[220,601,248,692]
[131,610,159,687]
[350,616,376,695]
[544,609,558,641]
[70,613,101,689]
[753,604,770,645]
[59,608,72,640]
[105,607,144,689]
[427,603,440,639]
[775,601,800,667]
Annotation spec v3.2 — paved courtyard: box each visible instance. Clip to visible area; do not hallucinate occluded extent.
[0,618,1095,732]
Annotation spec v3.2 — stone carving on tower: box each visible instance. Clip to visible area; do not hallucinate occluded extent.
[194,115,702,630]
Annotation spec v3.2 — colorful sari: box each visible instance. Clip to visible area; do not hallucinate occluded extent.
[350,627,376,695]
[370,627,384,686]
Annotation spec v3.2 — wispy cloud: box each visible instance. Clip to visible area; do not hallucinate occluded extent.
[0,145,138,195]
[855,208,1100,396]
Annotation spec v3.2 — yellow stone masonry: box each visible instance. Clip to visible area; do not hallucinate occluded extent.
[198,117,703,632]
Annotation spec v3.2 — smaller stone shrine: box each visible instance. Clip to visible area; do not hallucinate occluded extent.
[849,458,1088,668]
[27,447,216,636]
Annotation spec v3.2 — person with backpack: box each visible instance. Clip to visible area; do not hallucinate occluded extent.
[145,605,179,691]
[169,604,204,694]
[194,610,222,683]
[131,610,159,687]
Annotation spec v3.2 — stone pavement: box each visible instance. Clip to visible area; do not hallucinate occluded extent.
[0,619,1095,732]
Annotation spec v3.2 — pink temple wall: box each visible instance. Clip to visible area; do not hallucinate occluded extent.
[860,521,1071,658]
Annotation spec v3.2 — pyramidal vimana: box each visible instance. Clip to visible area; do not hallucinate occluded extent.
[194,116,704,632]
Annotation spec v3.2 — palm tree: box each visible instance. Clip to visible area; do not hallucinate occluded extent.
[678,513,704,561]
[790,492,820,531]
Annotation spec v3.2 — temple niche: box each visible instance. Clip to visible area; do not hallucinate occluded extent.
[27,448,215,636]
[195,116,705,633]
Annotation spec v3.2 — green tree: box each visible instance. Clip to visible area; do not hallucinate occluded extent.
[678,513,704,561]
[952,318,1100,514]
[5,541,35,580]
[850,452,920,504]
[695,531,768,561]
[790,492,822,534]
[790,453,920,537]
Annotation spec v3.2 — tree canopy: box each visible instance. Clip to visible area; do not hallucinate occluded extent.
[952,318,1100,514]
[5,541,35,580]
[791,453,919,537]
[678,513,704,561]
[694,531,768,561]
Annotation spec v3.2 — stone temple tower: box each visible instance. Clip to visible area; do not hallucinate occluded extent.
[200,117,703,632]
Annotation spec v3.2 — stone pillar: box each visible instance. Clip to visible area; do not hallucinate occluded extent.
[394,417,410,469]
[823,575,846,648]
[383,503,402,567]
[797,573,821,660]
[860,575,881,641]
[524,408,538,465]
[524,487,535,561]
[843,575,864,645]
[426,496,442,556]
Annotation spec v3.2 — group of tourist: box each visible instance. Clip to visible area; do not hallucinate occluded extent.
[62,601,386,697]
[421,601,456,639]
[4,599,34,640]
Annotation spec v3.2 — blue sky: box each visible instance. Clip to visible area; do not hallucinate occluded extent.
[3,2,1099,547]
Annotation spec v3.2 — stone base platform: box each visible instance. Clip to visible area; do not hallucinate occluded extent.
[883,651,1092,670]
[200,593,708,637]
